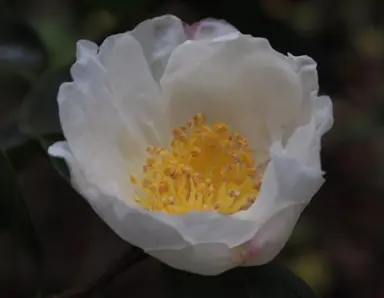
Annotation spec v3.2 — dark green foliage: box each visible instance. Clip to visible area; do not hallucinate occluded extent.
[164,262,319,298]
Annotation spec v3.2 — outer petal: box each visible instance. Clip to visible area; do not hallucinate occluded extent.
[150,243,236,275]
[240,94,333,266]
[186,19,238,40]
[161,34,306,161]
[131,16,238,81]
[58,34,168,199]
[238,154,323,266]
[49,142,249,275]
[48,142,190,250]
[130,15,187,81]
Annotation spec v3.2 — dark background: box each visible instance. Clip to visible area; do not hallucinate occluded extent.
[1,0,384,297]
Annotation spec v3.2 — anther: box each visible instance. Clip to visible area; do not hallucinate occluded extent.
[214,122,228,133]
[194,113,206,124]
[228,189,240,198]
[146,157,156,166]
[146,146,155,154]
[229,152,241,163]
[247,167,257,177]
[129,174,137,184]
[191,146,202,157]
[158,182,168,194]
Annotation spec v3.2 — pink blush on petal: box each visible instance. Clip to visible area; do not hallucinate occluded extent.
[247,246,260,258]
[235,245,260,265]
[184,22,200,40]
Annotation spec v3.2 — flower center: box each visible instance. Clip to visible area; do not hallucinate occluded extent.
[130,113,262,214]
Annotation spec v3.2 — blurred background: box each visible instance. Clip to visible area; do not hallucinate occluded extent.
[1,0,384,297]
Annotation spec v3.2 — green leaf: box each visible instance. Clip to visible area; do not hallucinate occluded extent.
[20,66,70,137]
[0,13,48,149]
[0,150,42,252]
[0,73,30,149]
[0,13,47,79]
[164,261,319,298]
[0,150,43,293]
[19,66,71,179]
[32,19,76,69]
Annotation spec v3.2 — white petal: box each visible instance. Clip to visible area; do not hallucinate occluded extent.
[48,139,326,275]
[96,34,166,123]
[242,204,305,266]
[130,15,187,82]
[186,19,239,40]
[161,34,306,160]
[218,150,324,267]
[313,95,334,136]
[288,54,319,98]
[280,54,320,145]
[48,142,191,250]
[146,140,325,272]
[284,94,333,170]
[48,143,250,275]
[237,94,333,266]
[59,34,168,199]
[49,145,258,275]
[149,243,236,275]
[48,141,71,159]
[48,141,89,192]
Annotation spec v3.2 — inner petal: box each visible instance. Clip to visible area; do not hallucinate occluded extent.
[130,113,263,214]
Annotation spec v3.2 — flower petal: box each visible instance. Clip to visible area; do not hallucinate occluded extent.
[239,154,323,266]
[238,94,333,266]
[58,34,168,199]
[186,19,238,40]
[284,94,333,170]
[243,204,305,266]
[130,15,187,82]
[48,143,251,276]
[49,143,260,274]
[279,54,320,145]
[149,243,236,275]
[48,141,89,191]
[161,34,305,161]
[49,142,191,250]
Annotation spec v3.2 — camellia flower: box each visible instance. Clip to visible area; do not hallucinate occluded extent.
[49,15,333,275]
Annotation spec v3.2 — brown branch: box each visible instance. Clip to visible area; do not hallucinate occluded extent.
[52,247,148,298]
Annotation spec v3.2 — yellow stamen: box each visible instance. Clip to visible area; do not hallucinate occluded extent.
[130,113,263,214]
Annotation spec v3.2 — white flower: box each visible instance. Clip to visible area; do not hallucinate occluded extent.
[48,15,333,275]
